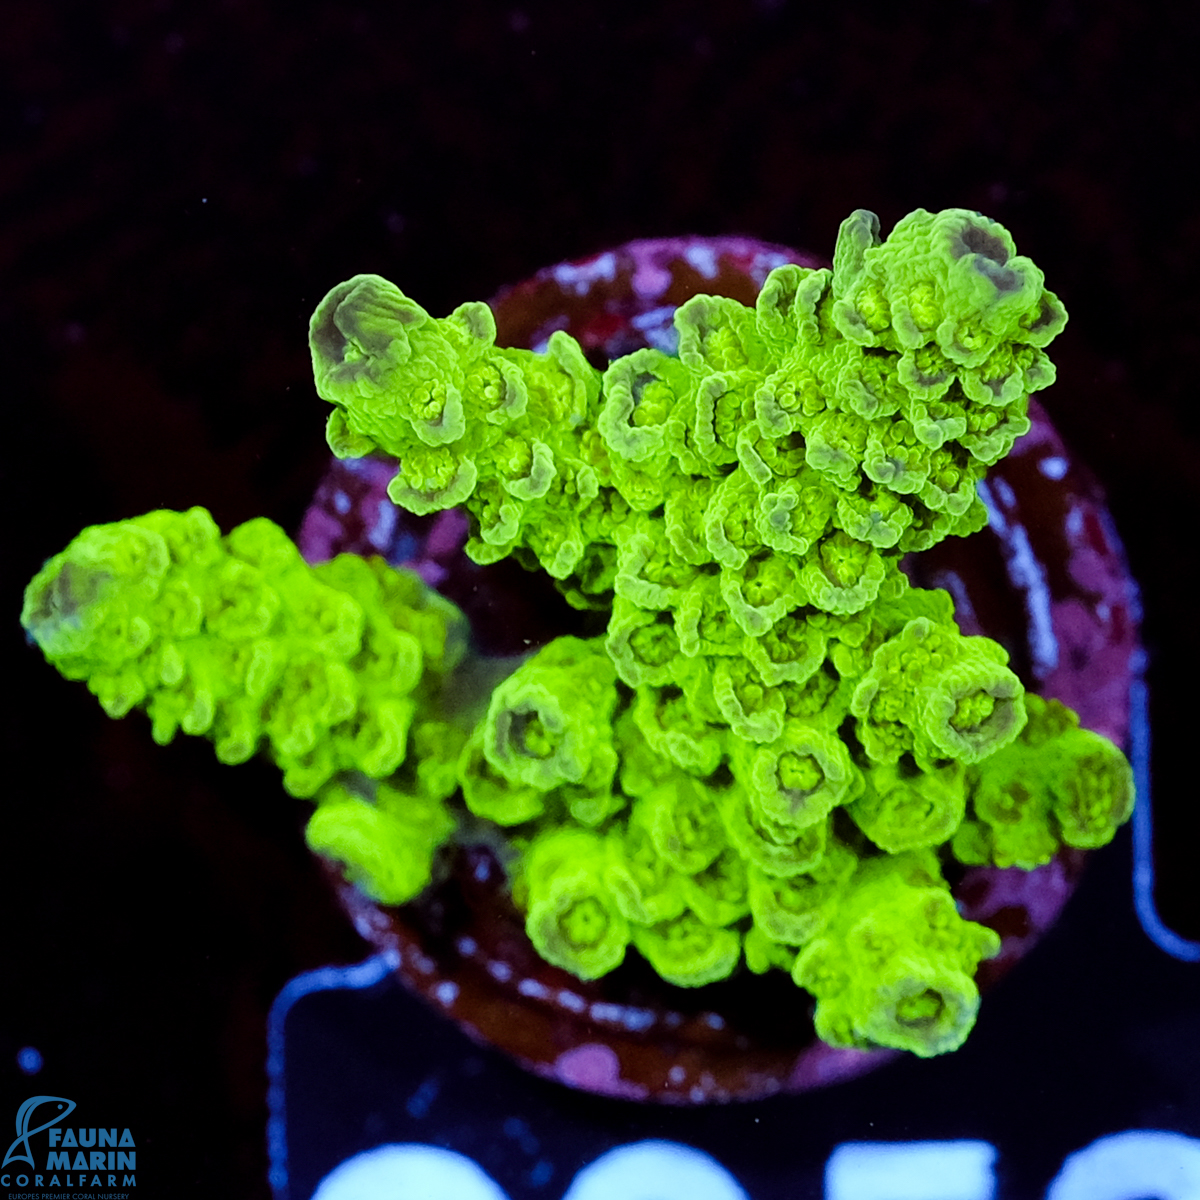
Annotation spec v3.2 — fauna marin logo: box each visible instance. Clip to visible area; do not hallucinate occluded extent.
[1,1097,137,1196]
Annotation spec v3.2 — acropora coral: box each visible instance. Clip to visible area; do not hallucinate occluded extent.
[23,208,1134,1060]
[21,507,469,903]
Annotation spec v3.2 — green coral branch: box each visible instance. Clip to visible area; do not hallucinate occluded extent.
[952,694,1135,869]
[309,207,1063,641]
[22,507,470,904]
[791,852,1002,1058]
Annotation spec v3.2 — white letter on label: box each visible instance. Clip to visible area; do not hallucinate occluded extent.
[825,1140,997,1200]
[1046,1130,1200,1200]
[313,1144,509,1200]
[562,1140,748,1200]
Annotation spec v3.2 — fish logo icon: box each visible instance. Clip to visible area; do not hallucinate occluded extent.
[3,1095,76,1169]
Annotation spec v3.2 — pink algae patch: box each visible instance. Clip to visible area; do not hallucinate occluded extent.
[553,1043,649,1100]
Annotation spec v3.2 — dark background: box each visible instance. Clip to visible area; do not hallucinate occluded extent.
[4,0,1199,1195]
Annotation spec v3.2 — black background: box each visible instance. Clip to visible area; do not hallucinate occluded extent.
[4,1,1199,1195]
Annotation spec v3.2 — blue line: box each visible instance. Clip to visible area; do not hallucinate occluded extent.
[1090,501,1197,963]
[1129,675,1200,962]
[266,952,401,1200]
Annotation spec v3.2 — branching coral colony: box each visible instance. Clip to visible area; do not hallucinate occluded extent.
[23,209,1136,1059]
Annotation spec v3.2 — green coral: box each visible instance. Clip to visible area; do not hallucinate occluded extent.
[631,910,742,987]
[22,507,468,903]
[478,636,619,794]
[25,208,1135,1064]
[519,828,631,979]
[849,759,967,854]
[747,834,857,944]
[952,695,1135,869]
[850,615,1026,768]
[791,852,1002,1057]
[306,779,456,905]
